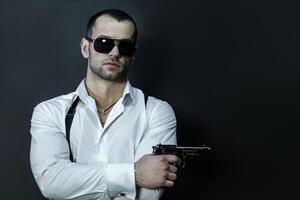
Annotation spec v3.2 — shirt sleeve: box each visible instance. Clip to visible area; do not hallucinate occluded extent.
[107,163,136,199]
[134,98,177,200]
[30,102,124,200]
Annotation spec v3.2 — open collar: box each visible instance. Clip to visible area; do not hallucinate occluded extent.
[75,79,136,106]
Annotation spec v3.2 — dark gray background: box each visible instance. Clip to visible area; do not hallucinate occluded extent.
[1,0,299,199]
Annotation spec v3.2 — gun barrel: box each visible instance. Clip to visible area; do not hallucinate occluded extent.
[152,144,211,156]
[180,147,210,156]
[176,146,211,151]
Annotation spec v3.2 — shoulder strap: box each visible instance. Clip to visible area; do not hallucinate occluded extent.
[65,96,80,162]
[144,93,148,107]
[144,93,149,134]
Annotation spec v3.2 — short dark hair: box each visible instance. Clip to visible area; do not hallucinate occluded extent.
[86,9,137,44]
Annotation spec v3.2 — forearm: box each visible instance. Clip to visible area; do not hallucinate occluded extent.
[31,158,137,199]
[31,158,109,199]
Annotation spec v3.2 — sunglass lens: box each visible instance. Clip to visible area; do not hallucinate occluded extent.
[119,40,135,57]
[94,38,115,54]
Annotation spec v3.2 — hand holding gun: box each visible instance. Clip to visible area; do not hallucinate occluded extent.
[152,144,211,168]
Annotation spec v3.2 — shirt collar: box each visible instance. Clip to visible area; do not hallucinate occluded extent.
[121,80,135,104]
[75,79,136,106]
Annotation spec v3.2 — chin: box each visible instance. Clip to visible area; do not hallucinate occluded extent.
[99,73,126,82]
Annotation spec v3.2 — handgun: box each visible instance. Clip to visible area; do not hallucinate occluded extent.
[152,143,211,168]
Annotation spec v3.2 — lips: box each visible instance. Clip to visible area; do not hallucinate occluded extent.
[104,62,120,70]
[104,62,120,67]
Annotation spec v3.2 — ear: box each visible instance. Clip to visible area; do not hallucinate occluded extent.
[80,38,90,59]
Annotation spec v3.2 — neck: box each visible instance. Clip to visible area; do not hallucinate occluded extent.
[85,73,126,110]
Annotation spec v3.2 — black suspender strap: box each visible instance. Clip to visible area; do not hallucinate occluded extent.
[144,93,148,107]
[65,96,80,162]
[144,94,149,133]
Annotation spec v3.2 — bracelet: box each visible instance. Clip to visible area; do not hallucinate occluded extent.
[134,163,139,186]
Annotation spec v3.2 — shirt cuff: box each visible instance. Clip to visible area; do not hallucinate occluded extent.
[107,163,136,199]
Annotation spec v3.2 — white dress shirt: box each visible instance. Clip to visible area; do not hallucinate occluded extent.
[30,79,177,200]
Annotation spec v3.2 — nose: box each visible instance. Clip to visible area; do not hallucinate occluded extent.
[108,45,120,57]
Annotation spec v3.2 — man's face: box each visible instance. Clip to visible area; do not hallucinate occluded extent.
[85,15,135,82]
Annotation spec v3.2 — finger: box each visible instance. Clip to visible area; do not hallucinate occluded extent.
[164,180,174,188]
[168,164,178,173]
[175,157,181,166]
[165,155,179,163]
[167,172,177,181]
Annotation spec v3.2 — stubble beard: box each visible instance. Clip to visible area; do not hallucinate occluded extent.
[89,61,130,82]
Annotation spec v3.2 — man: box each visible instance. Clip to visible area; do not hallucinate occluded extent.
[30,9,179,200]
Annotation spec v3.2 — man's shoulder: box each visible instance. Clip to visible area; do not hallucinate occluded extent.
[147,95,166,107]
[142,95,176,129]
[33,91,76,116]
[144,95,175,118]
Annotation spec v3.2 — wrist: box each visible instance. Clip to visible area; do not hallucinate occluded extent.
[134,163,139,186]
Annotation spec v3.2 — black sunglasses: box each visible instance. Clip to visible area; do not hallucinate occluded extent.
[85,36,135,57]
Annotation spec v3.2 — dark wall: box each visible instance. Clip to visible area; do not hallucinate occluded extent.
[1,0,299,199]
